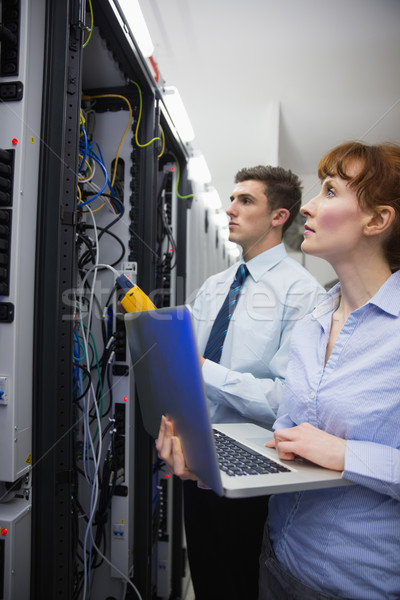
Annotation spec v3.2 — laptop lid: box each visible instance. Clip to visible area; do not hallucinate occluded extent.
[125,306,352,498]
[125,305,223,495]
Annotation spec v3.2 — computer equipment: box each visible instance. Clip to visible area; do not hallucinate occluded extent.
[125,306,352,498]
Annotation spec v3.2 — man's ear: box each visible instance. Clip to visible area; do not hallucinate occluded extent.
[363,205,395,237]
[271,208,291,228]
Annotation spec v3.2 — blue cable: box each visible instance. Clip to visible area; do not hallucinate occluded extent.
[79,125,88,173]
[78,138,123,210]
[78,149,108,207]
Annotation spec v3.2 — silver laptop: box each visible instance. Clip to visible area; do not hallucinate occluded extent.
[125,306,352,498]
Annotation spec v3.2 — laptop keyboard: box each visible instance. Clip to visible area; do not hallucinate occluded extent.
[213,429,290,477]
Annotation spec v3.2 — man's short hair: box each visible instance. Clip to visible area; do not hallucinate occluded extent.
[234,165,302,233]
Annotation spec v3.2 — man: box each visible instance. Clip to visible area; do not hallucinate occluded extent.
[184,166,324,599]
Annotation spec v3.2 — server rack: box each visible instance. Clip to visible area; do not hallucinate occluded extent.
[0,0,231,597]
[30,0,192,598]
[32,1,84,598]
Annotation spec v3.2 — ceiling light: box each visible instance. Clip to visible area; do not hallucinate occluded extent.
[226,241,241,258]
[116,0,154,58]
[162,86,195,143]
[213,211,229,229]
[188,151,212,184]
[199,187,222,210]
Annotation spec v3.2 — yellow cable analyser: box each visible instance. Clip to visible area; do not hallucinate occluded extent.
[117,274,156,312]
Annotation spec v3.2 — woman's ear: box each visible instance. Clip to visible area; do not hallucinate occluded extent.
[364,205,396,237]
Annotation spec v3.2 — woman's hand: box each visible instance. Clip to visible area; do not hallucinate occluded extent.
[155,416,199,481]
[265,422,346,471]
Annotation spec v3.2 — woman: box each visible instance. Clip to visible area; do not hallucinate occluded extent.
[157,141,400,600]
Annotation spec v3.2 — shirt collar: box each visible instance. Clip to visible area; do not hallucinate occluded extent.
[242,243,287,282]
[368,270,400,317]
[313,270,400,321]
[312,283,341,319]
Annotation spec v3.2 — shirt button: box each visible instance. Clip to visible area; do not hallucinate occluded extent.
[309,391,316,399]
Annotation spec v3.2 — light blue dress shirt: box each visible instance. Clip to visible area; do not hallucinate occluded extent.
[268,270,400,600]
[191,243,324,426]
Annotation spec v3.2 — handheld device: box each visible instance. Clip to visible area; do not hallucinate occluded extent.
[116,274,156,313]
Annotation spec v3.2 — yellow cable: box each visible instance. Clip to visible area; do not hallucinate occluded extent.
[80,108,86,127]
[88,202,105,213]
[131,81,161,149]
[77,161,105,212]
[171,153,194,199]
[76,190,105,213]
[83,0,93,48]
[81,93,133,187]
[158,125,165,158]
[78,156,93,182]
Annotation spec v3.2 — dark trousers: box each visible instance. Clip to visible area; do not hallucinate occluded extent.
[258,522,347,600]
[183,480,269,600]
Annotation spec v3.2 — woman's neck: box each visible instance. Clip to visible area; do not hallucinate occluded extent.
[334,255,392,318]
[324,255,391,365]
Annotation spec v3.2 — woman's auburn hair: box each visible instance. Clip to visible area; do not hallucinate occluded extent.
[318,141,400,272]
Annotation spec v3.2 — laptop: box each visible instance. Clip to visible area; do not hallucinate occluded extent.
[125,305,352,498]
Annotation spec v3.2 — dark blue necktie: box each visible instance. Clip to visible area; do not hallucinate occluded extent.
[203,263,249,363]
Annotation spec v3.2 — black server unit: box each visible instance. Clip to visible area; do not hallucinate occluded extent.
[29,1,192,599]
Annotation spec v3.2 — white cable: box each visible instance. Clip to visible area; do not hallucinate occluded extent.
[75,210,126,597]
[82,398,102,599]
[80,264,119,284]
[79,178,117,213]
[80,261,120,285]
[79,295,102,598]
[77,215,107,598]
[78,159,96,183]
[90,528,143,600]
[85,207,100,334]
[78,305,94,487]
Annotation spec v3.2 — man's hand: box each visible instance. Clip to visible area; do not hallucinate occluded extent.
[265,422,346,471]
[156,416,199,481]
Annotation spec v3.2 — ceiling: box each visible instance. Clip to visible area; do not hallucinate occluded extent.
[140,0,400,209]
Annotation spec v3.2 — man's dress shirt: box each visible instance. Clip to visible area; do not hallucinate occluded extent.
[191,243,324,426]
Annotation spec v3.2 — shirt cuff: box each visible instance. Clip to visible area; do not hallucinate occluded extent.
[344,439,390,482]
[202,358,229,390]
[273,413,297,431]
